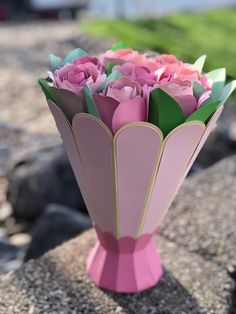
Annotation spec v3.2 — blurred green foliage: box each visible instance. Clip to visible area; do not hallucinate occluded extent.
[81,9,236,79]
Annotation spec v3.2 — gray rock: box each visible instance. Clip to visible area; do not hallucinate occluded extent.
[0,241,22,274]
[0,230,233,314]
[161,155,236,274]
[7,144,86,221]
[25,204,91,261]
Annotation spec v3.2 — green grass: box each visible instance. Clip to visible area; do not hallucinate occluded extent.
[80,9,236,79]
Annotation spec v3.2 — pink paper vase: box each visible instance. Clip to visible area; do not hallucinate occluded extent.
[47,99,223,293]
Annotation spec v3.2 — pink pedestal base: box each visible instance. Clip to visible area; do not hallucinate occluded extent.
[86,227,163,293]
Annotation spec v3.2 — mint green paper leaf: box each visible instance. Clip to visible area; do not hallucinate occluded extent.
[205,68,226,99]
[84,84,101,119]
[49,54,63,71]
[194,55,206,72]
[64,48,88,64]
[148,88,185,137]
[193,82,206,100]
[107,62,117,75]
[97,70,122,93]
[219,80,236,106]
[186,100,220,123]
[38,78,58,104]
[111,41,130,51]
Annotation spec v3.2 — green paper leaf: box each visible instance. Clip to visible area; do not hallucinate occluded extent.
[205,68,226,99]
[49,54,63,71]
[194,55,206,72]
[97,70,122,93]
[193,82,206,100]
[38,78,58,104]
[107,62,117,75]
[111,41,130,51]
[148,88,185,137]
[219,80,236,106]
[84,84,101,119]
[64,48,88,64]
[186,99,220,123]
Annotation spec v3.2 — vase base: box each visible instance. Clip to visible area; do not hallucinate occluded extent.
[86,237,163,293]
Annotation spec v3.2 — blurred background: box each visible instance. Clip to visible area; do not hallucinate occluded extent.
[0,0,236,274]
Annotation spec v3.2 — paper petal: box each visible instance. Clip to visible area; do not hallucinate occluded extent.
[186,99,220,123]
[193,81,206,100]
[115,123,163,237]
[194,55,206,72]
[93,94,119,132]
[48,86,86,122]
[205,68,226,99]
[72,114,116,235]
[112,97,146,134]
[220,80,236,106]
[148,88,185,137]
[84,84,101,119]
[183,105,223,179]
[64,48,88,64]
[47,100,92,212]
[111,41,130,51]
[174,95,198,117]
[97,70,122,93]
[49,54,63,71]
[141,122,205,234]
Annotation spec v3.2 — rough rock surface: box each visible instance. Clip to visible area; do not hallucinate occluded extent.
[0,230,234,314]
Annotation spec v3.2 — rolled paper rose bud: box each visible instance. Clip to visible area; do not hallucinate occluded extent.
[93,77,147,134]
[53,56,106,95]
[100,48,145,68]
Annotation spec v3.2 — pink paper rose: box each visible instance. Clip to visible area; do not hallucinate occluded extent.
[159,72,212,116]
[53,56,106,94]
[113,63,157,87]
[93,77,147,134]
[101,48,145,68]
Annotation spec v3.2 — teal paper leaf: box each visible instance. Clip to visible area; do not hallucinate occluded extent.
[194,55,206,72]
[64,48,88,64]
[193,82,206,100]
[186,99,220,123]
[111,41,130,51]
[219,80,236,106]
[205,68,226,99]
[84,84,101,119]
[49,54,63,72]
[97,70,122,93]
[148,88,185,137]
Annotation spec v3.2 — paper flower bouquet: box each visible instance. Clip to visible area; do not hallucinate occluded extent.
[39,42,235,293]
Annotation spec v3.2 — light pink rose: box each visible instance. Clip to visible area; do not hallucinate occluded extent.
[159,73,212,116]
[113,63,157,87]
[150,56,213,115]
[53,56,106,94]
[93,77,147,134]
[100,48,145,68]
